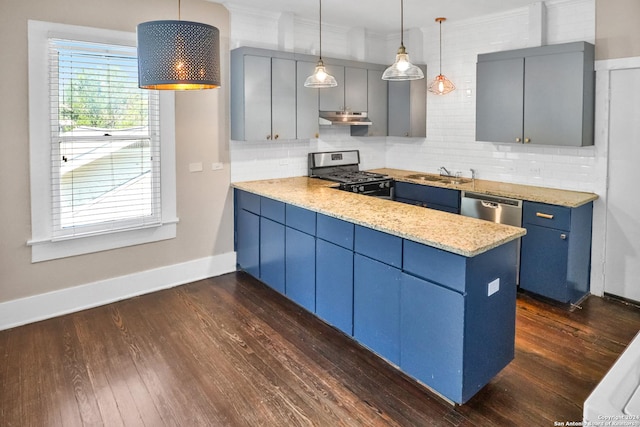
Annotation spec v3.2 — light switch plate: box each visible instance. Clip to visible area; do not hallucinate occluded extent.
[189,162,203,172]
[488,278,500,296]
[211,162,223,171]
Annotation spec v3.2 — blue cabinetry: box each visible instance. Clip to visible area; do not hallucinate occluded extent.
[234,188,518,404]
[316,214,354,335]
[394,181,460,214]
[354,254,401,365]
[285,227,315,311]
[520,201,592,304]
[260,217,285,293]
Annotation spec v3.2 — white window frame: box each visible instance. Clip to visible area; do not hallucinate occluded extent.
[27,20,178,263]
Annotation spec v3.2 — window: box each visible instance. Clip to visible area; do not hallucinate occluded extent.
[28,21,178,262]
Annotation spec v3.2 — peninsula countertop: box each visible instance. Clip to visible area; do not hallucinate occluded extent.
[374,168,598,208]
[232,176,526,258]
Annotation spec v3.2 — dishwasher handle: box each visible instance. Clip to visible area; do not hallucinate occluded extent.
[481,201,500,209]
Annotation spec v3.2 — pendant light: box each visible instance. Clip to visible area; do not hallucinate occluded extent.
[428,17,455,95]
[137,0,220,90]
[382,0,424,81]
[304,0,337,88]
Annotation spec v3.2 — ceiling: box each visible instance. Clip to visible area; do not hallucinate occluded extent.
[222,0,537,33]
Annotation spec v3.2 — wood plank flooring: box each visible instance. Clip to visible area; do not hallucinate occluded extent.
[1,271,639,426]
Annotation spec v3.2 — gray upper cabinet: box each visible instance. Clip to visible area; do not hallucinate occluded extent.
[345,67,368,112]
[296,60,320,139]
[476,41,594,146]
[231,50,296,141]
[365,69,388,137]
[319,64,345,111]
[388,65,427,138]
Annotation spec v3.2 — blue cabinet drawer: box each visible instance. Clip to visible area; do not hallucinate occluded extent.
[403,240,466,293]
[235,189,260,214]
[395,182,460,209]
[286,204,316,235]
[354,225,402,268]
[523,201,571,231]
[317,213,354,250]
[261,197,285,223]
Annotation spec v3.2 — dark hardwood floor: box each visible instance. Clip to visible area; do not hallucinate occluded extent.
[2,271,639,426]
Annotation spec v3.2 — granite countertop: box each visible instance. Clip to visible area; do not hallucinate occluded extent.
[374,168,598,208]
[233,177,526,258]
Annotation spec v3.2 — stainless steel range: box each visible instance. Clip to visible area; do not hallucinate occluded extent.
[308,150,393,199]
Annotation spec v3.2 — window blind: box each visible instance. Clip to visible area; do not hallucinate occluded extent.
[48,38,161,239]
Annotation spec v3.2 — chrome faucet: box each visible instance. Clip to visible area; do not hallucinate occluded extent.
[439,166,453,177]
[470,168,477,180]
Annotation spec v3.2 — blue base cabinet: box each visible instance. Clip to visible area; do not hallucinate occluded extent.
[354,254,402,365]
[394,181,460,214]
[285,227,315,311]
[520,201,593,304]
[316,214,355,335]
[234,188,518,404]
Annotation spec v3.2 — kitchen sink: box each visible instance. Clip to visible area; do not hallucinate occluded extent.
[406,174,471,185]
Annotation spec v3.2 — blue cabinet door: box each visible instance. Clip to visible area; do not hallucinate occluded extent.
[285,227,315,312]
[236,209,260,278]
[316,239,353,335]
[400,272,464,402]
[353,254,402,365]
[260,217,285,294]
[520,223,570,302]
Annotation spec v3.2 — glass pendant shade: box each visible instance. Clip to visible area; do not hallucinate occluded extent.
[428,17,454,95]
[305,0,337,89]
[428,74,455,95]
[382,0,424,81]
[382,46,424,81]
[137,20,220,90]
[304,59,338,88]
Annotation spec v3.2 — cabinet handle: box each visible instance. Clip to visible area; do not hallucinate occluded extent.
[525,138,531,143]
[536,212,554,219]
[560,234,567,240]
[274,134,279,140]
[516,137,522,143]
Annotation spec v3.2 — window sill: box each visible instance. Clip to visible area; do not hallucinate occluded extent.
[27,218,179,263]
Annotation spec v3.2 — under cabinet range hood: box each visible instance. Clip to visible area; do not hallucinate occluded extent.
[319,111,372,126]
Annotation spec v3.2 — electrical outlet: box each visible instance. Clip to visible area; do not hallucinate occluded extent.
[189,162,203,172]
[488,278,500,296]
[211,162,223,171]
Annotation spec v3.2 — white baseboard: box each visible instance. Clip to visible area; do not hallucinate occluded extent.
[0,252,237,331]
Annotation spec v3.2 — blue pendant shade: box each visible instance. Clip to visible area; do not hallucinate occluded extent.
[137,20,220,90]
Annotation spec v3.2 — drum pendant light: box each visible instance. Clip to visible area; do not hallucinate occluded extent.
[428,17,455,95]
[382,0,424,81]
[137,0,220,90]
[305,0,337,88]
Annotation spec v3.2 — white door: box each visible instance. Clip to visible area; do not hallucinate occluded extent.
[605,67,640,300]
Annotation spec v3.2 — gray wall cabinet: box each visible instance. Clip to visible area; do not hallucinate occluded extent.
[476,41,594,146]
[231,50,297,141]
[231,46,424,140]
[387,65,427,138]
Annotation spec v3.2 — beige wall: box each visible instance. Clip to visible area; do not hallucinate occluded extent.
[0,0,232,303]
[596,0,640,60]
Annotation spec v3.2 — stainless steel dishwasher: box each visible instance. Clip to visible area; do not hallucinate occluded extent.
[460,191,523,283]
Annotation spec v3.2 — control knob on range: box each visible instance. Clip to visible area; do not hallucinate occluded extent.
[359,186,365,192]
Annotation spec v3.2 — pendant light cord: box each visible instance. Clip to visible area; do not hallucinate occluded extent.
[400,0,404,48]
[319,0,323,60]
[439,19,442,74]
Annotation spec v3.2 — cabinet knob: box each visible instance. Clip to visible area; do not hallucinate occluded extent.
[525,138,531,143]
[405,132,409,137]
[274,134,279,140]
[560,234,567,240]
[315,133,319,138]
[266,135,272,140]
[516,137,522,143]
